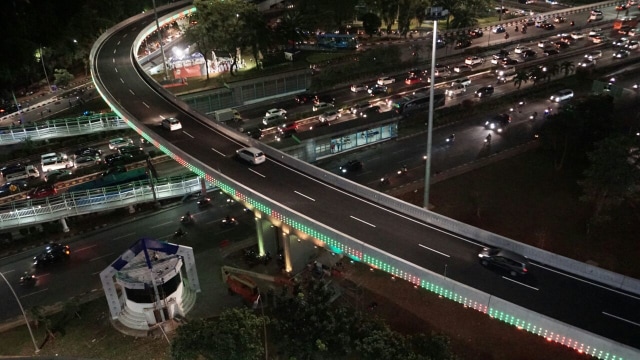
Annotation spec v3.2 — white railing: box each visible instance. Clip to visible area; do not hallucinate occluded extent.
[0,175,205,228]
[0,113,128,145]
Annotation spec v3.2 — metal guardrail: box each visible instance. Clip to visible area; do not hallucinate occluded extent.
[0,113,128,145]
[0,174,203,228]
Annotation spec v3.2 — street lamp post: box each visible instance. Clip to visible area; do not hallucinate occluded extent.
[151,0,170,80]
[423,7,448,209]
[0,272,39,353]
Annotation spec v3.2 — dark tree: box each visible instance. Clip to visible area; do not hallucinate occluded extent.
[362,13,382,37]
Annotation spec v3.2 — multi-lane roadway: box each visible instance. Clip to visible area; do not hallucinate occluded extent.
[90,2,640,352]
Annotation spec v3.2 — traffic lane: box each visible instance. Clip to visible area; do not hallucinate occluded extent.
[99,8,640,346]
[0,195,241,322]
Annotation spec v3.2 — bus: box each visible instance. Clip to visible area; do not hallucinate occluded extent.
[317,34,360,49]
[613,16,638,30]
[391,92,445,115]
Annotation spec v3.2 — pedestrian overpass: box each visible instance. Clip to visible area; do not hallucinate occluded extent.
[0,174,207,229]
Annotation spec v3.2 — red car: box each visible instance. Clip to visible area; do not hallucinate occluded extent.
[27,185,57,199]
[405,76,422,85]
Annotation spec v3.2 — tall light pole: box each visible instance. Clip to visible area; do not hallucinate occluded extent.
[39,46,52,93]
[152,0,170,80]
[423,7,448,209]
[0,272,39,353]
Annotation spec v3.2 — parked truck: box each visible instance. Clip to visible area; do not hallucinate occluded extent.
[4,165,40,182]
[213,108,242,123]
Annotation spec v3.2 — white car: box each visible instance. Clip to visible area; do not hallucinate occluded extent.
[538,40,553,48]
[319,110,341,122]
[585,50,602,59]
[312,102,333,112]
[578,58,596,68]
[592,36,607,44]
[265,108,286,117]
[161,117,182,131]
[570,32,585,39]
[549,89,574,102]
[464,56,484,66]
[588,28,603,36]
[629,28,640,36]
[350,84,368,92]
[626,40,639,49]
[514,45,530,54]
[377,77,396,85]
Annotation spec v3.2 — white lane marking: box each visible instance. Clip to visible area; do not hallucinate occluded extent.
[20,288,49,298]
[75,245,97,252]
[112,58,115,63]
[211,147,225,156]
[117,40,121,45]
[92,270,102,276]
[114,67,118,73]
[248,169,265,178]
[294,191,315,202]
[142,102,149,108]
[129,89,135,96]
[113,49,117,54]
[114,232,135,240]
[350,216,376,228]
[151,221,172,229]
[271,161,482,247]
[1,270,15,275]
[183,131,194,138]
[418,243,450,258]
[534,263,640,300]
[90,253,114,262]
[120,78,124,83]
[502,276,539,291]
[602,312,640,327]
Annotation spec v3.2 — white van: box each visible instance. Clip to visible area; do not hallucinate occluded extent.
[550,89,574,102]
[451,77,471,87]
[589,10,603,21]
[5,165,39,182]
[497,67,517,83]
[41,152,73,172]
[236,147,266,165]
[445,83,466,97]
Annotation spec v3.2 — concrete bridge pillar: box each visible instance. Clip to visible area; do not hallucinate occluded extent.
[60,218,69,233]
[199,178,207,196]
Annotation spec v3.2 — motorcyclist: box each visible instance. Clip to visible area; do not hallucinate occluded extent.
[515,25,519,32]
[447,134,455,142]
[485,134,492,143]
[570,20,575,26]
[175,228,185,237]
[505,32,509,40]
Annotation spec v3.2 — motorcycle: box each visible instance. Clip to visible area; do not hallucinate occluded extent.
[181,212,193,224]
[529,112,538,120]
[221,215,238,228]
[521,27,527,34]
[484,134,492,144]
[380,176,390,186]
[174,228,187,239]
[196,195,211,208]
[446,134,455,143]
[397,164,408,176]
[20,273,36,285]
[504,33,509,40]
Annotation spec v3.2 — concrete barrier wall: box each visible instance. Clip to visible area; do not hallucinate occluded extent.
[91,2,640,358]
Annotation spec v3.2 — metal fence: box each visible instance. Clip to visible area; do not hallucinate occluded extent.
[0,113,128,145]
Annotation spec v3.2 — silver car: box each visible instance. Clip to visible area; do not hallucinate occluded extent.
[319,110,341,123]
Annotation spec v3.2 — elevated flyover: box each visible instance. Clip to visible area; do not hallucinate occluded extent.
[90,1,640,358]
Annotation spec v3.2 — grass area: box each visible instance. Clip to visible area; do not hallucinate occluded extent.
[398,148,640,278]
[0,299,170,359]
